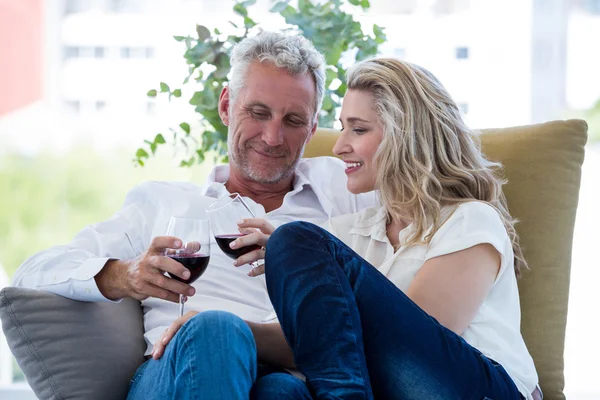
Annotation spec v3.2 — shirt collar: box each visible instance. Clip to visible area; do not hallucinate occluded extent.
[348,206,388,242]
[200,163,317,207]
[349,206,416,244]
[201,165,231,199]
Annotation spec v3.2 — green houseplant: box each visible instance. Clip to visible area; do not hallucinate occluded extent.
[137,0,386,167]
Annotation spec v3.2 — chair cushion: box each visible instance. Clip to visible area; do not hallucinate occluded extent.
[479,119,586,400]
[0,287,146,400]
[306,119,588,400]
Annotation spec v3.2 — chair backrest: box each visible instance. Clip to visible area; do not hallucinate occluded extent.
[304,119,588,400]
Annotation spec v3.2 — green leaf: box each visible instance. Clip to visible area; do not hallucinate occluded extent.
[279,4,296,19]
[213,53,231,79]
[270,1,290,13]
[173,35,187,42]
[361,0,370,8]
[297,0,309,11]
[233,3,248,17]
[243,16,256,28]
[240,0,257,7]
[150,142,157,155]
[154,133,165,144]
[147,89,157,97]
[189,86,217,110]
[348,0,361,5]
[172,89,182,98]
[196,25,211,41]
[180,122,191,135]
[136,148,149,159]
[335,82,348,97]
[325,68,337,87]
[322,95,334,111]
[159,82,170,93]
[325,44,344,65]
[229,21,239,29]
[196,149,206,163]
[214,28,221,35]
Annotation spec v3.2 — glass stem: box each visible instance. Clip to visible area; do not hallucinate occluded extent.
[179,294,185,317]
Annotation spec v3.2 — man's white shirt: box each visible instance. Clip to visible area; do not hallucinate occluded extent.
[13,157,377,353]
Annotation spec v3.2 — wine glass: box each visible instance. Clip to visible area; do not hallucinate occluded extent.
[207,193,277,322]
[164,217,211,318]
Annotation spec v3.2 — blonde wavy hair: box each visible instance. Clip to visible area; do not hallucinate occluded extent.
[346,58,527,276]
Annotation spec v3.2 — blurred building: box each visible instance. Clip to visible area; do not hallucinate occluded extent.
[1,0,599,152]
[0,0,44,116]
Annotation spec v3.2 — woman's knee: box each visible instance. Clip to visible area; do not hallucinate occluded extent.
[266,222,326,269]
[269,221,314,247]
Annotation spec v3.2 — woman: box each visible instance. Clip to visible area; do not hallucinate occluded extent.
[157,58,541,399]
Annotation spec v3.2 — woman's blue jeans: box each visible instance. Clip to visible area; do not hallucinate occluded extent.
[264,221,523,400]
[126,310,312,400]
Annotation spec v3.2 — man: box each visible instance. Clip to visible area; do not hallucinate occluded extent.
[14,31,376,399]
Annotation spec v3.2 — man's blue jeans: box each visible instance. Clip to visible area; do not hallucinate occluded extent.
[264,221,524,400]
[126,310,311,400]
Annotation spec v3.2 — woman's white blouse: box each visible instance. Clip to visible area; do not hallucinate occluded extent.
[324,201,539,399]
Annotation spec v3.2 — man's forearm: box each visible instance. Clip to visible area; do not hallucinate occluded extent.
[247,321,295,369]
[94,259,131,301]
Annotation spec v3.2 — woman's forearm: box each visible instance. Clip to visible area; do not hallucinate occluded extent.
[247,321,296,369]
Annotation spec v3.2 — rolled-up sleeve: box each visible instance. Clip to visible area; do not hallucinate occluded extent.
[12,185,154,302]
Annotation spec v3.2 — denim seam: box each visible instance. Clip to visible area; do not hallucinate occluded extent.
[316,234,372,397]
[277,224,372,396]
[177,321,199,397]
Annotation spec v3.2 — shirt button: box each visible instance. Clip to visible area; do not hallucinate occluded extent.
[85,288,91,294]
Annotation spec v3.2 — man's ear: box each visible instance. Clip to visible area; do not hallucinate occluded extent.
[218,87,230,126]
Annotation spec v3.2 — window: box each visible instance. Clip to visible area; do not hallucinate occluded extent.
[111,0,126,12]
[65,0,85,14]
[64,46,79,59]
[64,100,81,114]
[121,47,150,59]
[95,101,106,112]
[65,47,101,59]
[94,47,105,58]
[585,0,600,14]
[455,47,469,60]
[111,0,145,13]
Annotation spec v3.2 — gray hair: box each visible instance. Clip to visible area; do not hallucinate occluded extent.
[229,31,326,117]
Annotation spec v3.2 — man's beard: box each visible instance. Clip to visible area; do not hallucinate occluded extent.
[228,136,305,185]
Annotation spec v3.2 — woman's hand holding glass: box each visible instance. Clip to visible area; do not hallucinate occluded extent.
[231,218,275,277]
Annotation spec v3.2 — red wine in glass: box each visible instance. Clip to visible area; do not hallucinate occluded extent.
[164,217,211,318]
[215,234,260,260]
[167,254,210,284]
[207,193,277,322]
